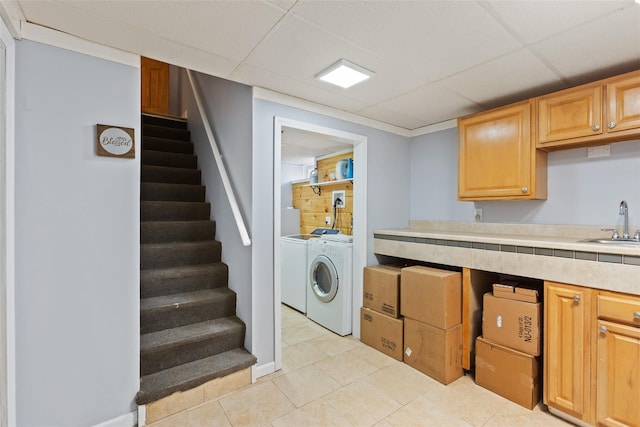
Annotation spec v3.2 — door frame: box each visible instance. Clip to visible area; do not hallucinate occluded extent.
[273,117,367,372]
[0,16,16,427]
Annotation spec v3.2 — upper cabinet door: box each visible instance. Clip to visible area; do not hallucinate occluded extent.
[538,85,603,144]
[607,74,640,134]
[458,100,546,200]
[141,57,170,115]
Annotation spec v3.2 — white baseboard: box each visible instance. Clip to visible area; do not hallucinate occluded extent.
[253,361,275,382]
[92,411,137,427]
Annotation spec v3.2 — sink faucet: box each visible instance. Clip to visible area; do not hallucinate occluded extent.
[620,200,629,239]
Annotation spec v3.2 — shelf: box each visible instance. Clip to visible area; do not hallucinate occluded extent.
[304,178,353,195]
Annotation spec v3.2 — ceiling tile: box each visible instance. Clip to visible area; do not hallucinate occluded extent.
[356,106,427,130]
[377,83,484,125]
[293,1,523,82]
[439,48,567,108]
[486,0,631,44]
[240,15,426,105]
[58,0,286,63]
[232,64,369,112]
[532,5,640,84]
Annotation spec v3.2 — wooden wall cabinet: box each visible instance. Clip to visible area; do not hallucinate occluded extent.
[537,70,640,150]
[544,281,594,423]
[545,282,640,427]
[458,100,547,201]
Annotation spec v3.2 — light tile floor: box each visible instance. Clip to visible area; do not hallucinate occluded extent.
[149,305,574,426]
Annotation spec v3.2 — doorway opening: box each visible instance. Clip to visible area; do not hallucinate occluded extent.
[273,117,367,372]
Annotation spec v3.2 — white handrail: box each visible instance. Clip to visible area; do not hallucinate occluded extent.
[186,69,251,247]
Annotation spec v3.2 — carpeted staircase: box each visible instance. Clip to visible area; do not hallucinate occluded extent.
[136,113,256,406]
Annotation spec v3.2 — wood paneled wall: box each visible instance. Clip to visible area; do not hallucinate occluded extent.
[291,152,353,235]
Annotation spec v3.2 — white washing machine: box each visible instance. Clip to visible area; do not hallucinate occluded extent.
[280,234,318,313]
[306,234,353,336]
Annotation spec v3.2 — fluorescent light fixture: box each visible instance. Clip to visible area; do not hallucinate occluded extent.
[315,59,374,89]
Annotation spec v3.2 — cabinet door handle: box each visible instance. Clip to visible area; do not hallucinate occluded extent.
[592,124,601,131]
[599,325,607,334]
[634,311,640,320]
[573,294,581,303]
[608,121,616,129]
[521,187,528,193]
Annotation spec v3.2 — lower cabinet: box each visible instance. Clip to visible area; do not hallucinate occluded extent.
[544,281,593,422]
[545,282,640,427]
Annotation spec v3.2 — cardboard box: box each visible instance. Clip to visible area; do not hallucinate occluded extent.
[363,265,401,318]
[492,283,539,303]
[401,266,461,329]
[403,317,463,385]
[360,307,404,361]
[475,336,540,409]
[482,293,541,356]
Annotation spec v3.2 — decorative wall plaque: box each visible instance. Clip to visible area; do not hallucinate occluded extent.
[97,124,135,158]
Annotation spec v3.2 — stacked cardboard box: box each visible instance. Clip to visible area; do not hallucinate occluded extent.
[476,283,542,409]
[400,266,463,385]
[360,265,404,361]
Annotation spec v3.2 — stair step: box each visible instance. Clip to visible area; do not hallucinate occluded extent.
[141,201,210,222]
[141,263,229,298]
[142,165,201,185]
[140,288,236,334]
[143,124,191,141]
[142,136,194,154]
[141,182,205,202]
[140,317,246,376]
[136,348,256,405]
[143,150,197,169]
[142,114,188,130]
[141,220,216,244]
[141,240,221,270]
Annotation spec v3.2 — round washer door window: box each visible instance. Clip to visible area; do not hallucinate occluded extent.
[309,255,339,303]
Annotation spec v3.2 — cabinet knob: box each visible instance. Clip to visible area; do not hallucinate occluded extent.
[599,325,607,334]
[521,187,528,193]
[634,311,640,320]
[608,121,616,129]
[573,294,581,303]
[592,124,601,131]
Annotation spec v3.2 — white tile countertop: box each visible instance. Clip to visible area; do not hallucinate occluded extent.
[373,221,640,295]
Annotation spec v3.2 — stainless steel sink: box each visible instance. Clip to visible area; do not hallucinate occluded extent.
[579,238,640,246]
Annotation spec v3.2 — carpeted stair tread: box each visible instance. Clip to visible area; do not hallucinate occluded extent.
[141,182,205,202]
[141,201,211,222]
[140,289,236,334]
[142,136,194,154]
[141,317,244,352]
[140,317,246,376]
[141,240,221,270]
[141,288,233,311]
[142,114,188,130]
[141,263,229,298]
[141,220,216,243]
[143,123,191,141]
[142,165,201,185]
[142,150,197,169]
[136,348,257,405]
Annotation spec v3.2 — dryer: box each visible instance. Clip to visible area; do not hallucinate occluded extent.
[306,234,353,335]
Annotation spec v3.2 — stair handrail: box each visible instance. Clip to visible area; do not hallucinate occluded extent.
[186,69,251,247]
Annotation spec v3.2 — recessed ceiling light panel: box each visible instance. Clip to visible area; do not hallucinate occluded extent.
[315,59,374,89]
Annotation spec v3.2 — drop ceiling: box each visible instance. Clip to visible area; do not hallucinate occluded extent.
[10,0,640,132]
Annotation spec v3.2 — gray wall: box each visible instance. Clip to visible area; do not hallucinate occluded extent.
[252,98,411,369]
[176,70,254,350]
[410,128,640,228]
[15,40,139,426]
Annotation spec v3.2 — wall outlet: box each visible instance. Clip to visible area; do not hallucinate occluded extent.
[474,208,483,221]
[325,216,331,225]
[332,190,346,208]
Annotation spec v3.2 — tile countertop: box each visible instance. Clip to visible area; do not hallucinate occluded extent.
[373,221,640,295]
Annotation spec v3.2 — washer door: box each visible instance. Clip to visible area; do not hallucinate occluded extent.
[309,255,339,303]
